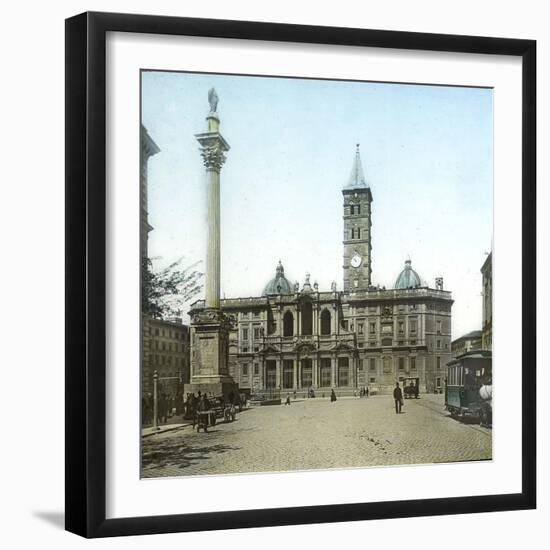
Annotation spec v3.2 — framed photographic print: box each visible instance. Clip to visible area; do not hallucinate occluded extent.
[65,11,536,538]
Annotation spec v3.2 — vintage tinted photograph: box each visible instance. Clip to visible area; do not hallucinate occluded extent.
[140,71,493,478]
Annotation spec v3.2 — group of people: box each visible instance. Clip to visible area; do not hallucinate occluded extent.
[141,392,180,426]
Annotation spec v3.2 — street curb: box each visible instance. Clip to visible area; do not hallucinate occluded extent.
[141,422,191,438]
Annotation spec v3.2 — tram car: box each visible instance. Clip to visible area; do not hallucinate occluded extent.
[445,351,492,423]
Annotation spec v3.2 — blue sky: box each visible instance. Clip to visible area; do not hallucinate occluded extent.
[142,71,492,338]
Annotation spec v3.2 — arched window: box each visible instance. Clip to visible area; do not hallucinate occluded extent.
[320,309,331,335]
[301,302,313,335]
[283,311,294,337]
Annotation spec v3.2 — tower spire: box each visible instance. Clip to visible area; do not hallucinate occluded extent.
[345,143,368,190]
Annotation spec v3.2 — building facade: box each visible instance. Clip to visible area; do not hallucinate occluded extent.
[451,330,483,359]
[481,252,492,351]
[142,317,190,397]
[189,147,453,395]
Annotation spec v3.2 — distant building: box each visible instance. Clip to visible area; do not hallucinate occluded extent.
[190,146,453,394]
[142,317,190,397]
[451,330,483,359]
[481,252,492,351]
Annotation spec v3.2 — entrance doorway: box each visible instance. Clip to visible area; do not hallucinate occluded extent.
[266,361,277,389]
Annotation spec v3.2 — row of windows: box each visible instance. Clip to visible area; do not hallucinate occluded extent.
[241,326,264,340]
[152,341,186,352]
[153,327,187,339]
[150,355,186,367]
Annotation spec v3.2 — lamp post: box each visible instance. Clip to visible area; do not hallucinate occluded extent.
[153,370,159,431]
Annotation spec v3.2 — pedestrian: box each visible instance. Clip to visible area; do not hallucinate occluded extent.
[331,389,337,403]
[285,393,291,406]
[293,390,297,400]
[393,382,403,414]
[366,386,369,398]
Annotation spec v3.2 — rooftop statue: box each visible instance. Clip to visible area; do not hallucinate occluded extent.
[208,87,219,112]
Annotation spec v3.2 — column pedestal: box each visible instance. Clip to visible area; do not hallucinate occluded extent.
[185,309,238,400]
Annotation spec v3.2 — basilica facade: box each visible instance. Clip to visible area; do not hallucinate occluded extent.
[189,147,453,395]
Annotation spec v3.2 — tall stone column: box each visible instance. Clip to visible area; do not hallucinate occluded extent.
[187,89,237,400]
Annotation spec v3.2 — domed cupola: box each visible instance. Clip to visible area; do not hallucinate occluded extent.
[262,261,293,296]
[394,258,423,289]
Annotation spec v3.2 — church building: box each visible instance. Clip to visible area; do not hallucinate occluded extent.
[189,146,453,395]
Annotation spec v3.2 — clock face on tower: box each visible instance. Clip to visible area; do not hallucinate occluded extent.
[350,253,362,268]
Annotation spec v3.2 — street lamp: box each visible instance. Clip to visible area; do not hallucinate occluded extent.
[153,370,160,431]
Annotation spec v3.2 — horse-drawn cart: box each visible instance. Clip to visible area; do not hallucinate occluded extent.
[192,396,237,432]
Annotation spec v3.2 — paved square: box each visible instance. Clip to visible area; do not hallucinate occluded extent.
[141,394,491,478]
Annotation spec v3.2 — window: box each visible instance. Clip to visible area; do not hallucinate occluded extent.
[350,205,355,215]
[398,321,404,333]
[399,357,405,370]
[242,364,248,376]
[369,322,376,334]
[242,347,248,353]
[254,327,261,340]
[437,339,441,349]
[410,357,416,370]
[437,320,442,334]
[342,320,349,331]
[369,377,376,383]
[320,309,331,335]
[301,301,313,335]
[254,363,259,375]
[358,322,364,335]
[437,357,441,369]
[356,205,361,215]
[283,311,294,336]
[410,319,417,333]
[357,227,361,239]
[155,328,159,336]
[242,328,249,340]
[370,358,376,371]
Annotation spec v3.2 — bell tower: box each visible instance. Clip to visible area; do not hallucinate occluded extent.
[342,144,373,292]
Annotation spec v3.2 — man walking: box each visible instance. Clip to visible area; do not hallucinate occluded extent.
[393,382,403,414]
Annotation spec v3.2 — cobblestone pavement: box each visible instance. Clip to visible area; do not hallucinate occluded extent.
[141,394,491,478]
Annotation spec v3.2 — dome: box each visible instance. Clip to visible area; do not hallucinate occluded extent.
[262,261,293,296]
[394,258,422,289]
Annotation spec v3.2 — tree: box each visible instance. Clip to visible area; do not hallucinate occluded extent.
[141,257,204,319]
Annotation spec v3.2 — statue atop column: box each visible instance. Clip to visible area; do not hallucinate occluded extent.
[208,87,219,112]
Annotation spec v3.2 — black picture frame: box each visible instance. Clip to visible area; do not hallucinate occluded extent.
[65,11,536,538]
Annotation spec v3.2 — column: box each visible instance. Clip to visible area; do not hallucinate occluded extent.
[276,358,281,390]
[312,357,318,387]
[331,356,337,387]
[297,358,301,389]
[195,90,230,310]
[292,358,297,390]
